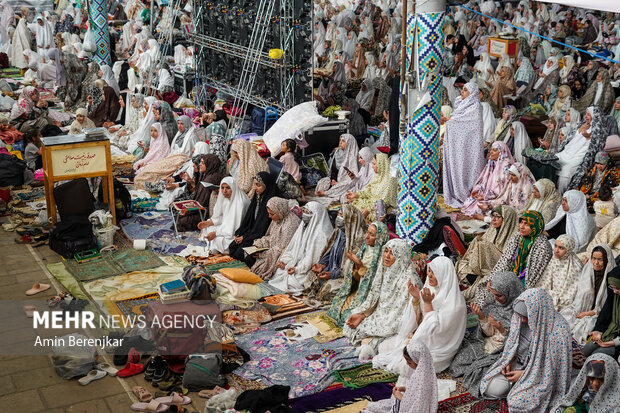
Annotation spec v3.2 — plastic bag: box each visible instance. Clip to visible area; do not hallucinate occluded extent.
[83,28,96,53]
[51,333,97,379]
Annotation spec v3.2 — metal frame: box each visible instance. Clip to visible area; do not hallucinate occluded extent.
[191,0,311,124]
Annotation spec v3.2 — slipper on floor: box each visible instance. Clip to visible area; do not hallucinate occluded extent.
[118,362,144,378]
[23,305,36,318]
[128,347,141,363]
[198,386,226,399]
[153,392,191,406]
[133,386,153,402]
[26,282,51,296]
[130,400,168,412]
[96,363,118,377]
[14,234,32,244]
[78,369,107,385]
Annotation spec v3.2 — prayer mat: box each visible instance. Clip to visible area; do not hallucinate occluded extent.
[202,259,247,272]
[289,383,392,412]
[437,393,479,413]
[63,248,166,281]
[121,211,208,255]
[46,262,89,300]
[233,316,357,398]
[468,399,509,413]
[64,257,123,281]
[322,399,369,412]
[332,363,398,389]
[226,373,268,393]
[106,293,159,318]
[438,195,461,213]
[296,311,344,343]
[261,295,315,321]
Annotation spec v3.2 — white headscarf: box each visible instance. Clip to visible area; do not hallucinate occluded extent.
[545,190,596,253]
[333,133,360,183]
[158,67,174,92]
[202,176,250,245]
[534,56,558,90]
[127,96,157,153]
[412,256,467,372]
[511,121,533,164]
[34,14,53,51]
[100,64,120,96]
[268,202,334,293]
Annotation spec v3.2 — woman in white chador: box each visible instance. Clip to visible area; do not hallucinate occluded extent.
[268,202,333,293]
[198,177,250,255]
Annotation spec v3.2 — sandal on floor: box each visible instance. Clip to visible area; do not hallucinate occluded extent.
[24,305,36,318]
[118,362,145,378]
[153,392,191,406]
[128,347,141,363]
[47,296,62,308]
[78,369,107,385]
[26,282,51,296]
[14,234,32,244]
[198,386,226,399]
[130,400,168,412]
[133,386,153,402]
[96,363,119,377]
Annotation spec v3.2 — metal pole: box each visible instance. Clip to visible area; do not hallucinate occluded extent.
[150,0,154,33]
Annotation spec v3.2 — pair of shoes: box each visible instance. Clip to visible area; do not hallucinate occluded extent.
[118,362,144,378]
[144,356,165,381]
[205,389,237,413]
[130,392,191,412]
[47,291,73,308]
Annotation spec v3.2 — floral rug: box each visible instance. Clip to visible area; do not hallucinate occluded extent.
[232,314,358,398]
[120,211,207,255]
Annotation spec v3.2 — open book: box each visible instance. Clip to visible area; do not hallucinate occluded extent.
[200,182,220,189]
[242,246,269,255]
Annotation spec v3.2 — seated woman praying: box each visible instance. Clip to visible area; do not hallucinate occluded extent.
[581,266,620,359]
[479,288,572,412]
[229,139,269,195]
[560,244,616,345]
[579,151,620,210]
[133,123,171,172]
[246,197,301,280]
[362,340,438,413]
[536,234,584,312]
[169,116,198,157]
[321,147,376,204]
[328,221,389,326]
[458,206,519,301]
[373,256,465,373]
[474,210,552,304]
[461,141,515,218]
[268,202,333,293]
[449,271,525,397]
[343,239,416,358]
[545,190,596,253]
[197,177,250,255]
[521,178,561,224]
[176,154,223,232]
[68,108,95,135]
[315,133,360,195]
[348,153,398,221]
[306,204,367,302]
[551,354,620,413]
[87,80,121,128]
[228,172,277,262]
[505,122,532,165]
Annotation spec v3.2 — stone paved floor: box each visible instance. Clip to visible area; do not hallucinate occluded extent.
[0,226,208,412]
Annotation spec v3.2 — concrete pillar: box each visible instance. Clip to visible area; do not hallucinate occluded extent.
[397,0,446,245]
[88,0,111,65]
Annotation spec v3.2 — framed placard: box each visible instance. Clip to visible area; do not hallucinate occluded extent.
[41,134,116,225]
[489,38,506,55]
[50,145,108,177]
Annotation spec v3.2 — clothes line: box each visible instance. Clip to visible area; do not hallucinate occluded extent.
[448,2,620,65]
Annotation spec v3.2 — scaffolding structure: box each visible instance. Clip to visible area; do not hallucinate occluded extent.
[191,0,312,130]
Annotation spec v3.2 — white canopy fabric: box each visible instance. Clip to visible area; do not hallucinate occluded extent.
[540,0,619,13]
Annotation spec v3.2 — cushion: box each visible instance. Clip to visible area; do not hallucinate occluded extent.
[218,268,263,284]
[604,135,620,152]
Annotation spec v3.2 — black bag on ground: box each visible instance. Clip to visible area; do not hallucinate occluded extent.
[49,215,98,258]
[0,153,26,186]
[98,177,132,219]
[53,178,95,219]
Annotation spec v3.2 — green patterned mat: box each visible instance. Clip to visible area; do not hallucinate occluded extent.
[332,363,398,389]
[64,248,166,281]
[202,259,247,272]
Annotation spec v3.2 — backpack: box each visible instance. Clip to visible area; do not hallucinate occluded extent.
[49,216,98,258]
[0,153,26,187]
